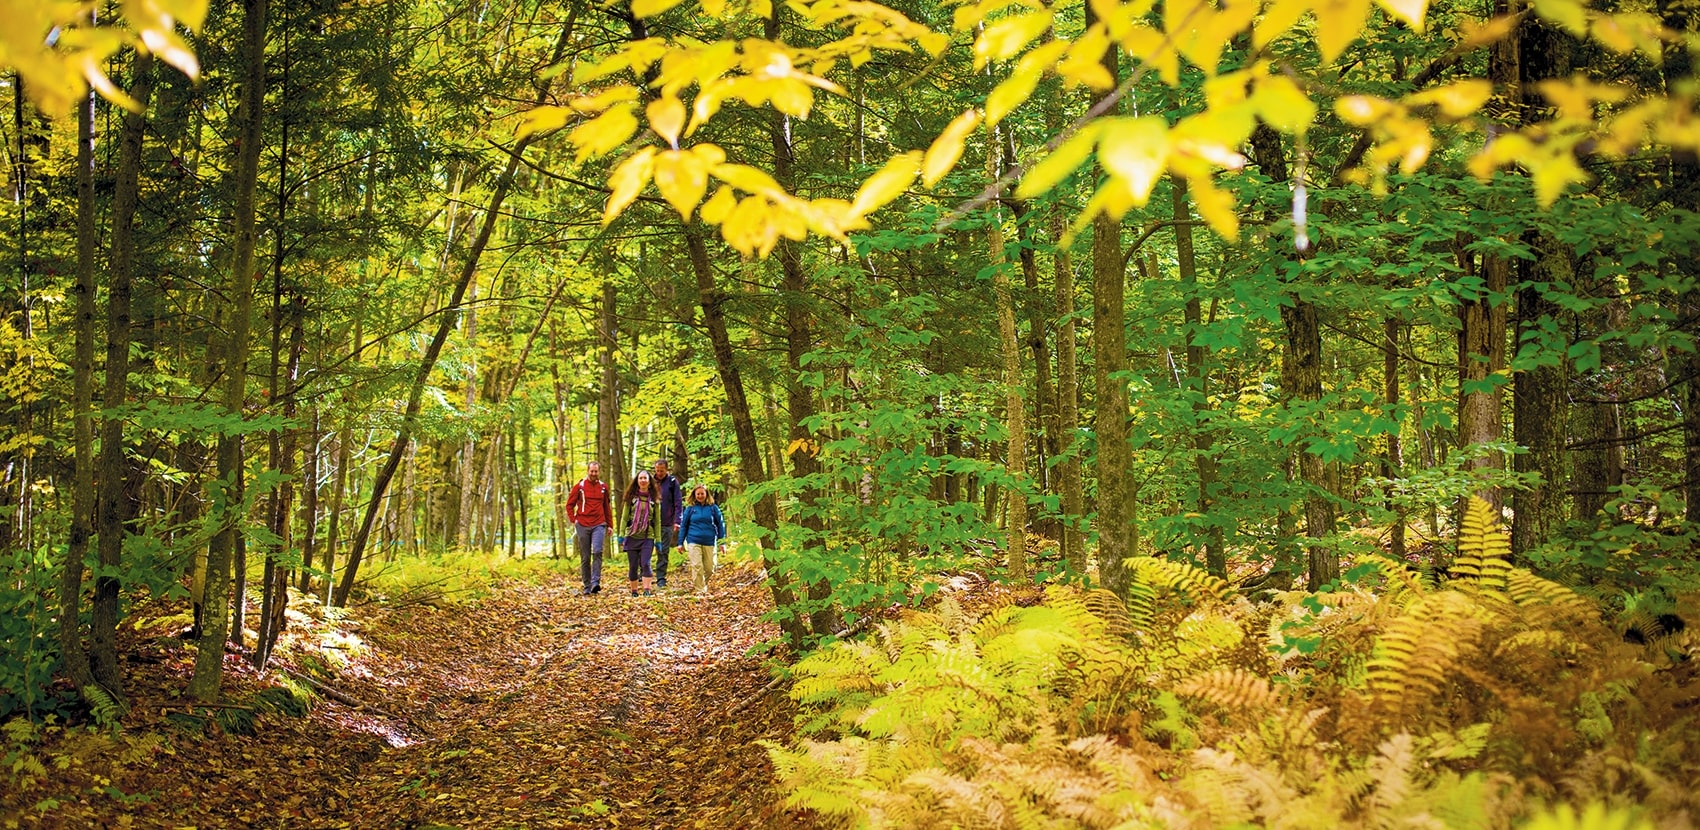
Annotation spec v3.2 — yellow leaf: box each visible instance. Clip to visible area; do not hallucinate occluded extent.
[632,0,688,17]
[1097,116,1171,206]
[603,148,657,225]
[1407,80,1494,118]
[1187,176,1240,241]
[1315,0,1372,63]
[722,196,778,258]
[653,150,710,220]
[974,11,1054,68]
[517,105,573,138]
[769,77,816,118]
[702,0,725,17]
[986,65,1043,126]
[1532,0,1588,36]
[701,186,737,225]
[749,0,772,20]
[923,110,982,188]
[711,163,787,200]
[1016,122,1103,199]
[570,85,641,114]
[1252,75,1316,133]
[1531,149,1588,205]
[1458,15,1520,48]
[1120,25,1179,86]
[568,104,639,162]
[1334,94,1392,125]
[850,151,922,217]
[1171,106,1253,175]
[1255,0,1311,48]
[647,95,687,148]
[1056,26,1114,90]
[1590,14,1633,53]
[1373,0,1427,30]
[1396,126,1432,172]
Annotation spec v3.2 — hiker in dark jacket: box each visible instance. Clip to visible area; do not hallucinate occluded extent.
[651,459,683,588]
[677,484,726,595]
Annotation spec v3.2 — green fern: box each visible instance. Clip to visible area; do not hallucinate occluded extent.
[81,685,124,730]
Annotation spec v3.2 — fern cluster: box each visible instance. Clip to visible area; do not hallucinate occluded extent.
[769,499,1698,828]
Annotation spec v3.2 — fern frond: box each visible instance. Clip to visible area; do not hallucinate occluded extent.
[1364,592,1486,713]
[1493,628,1583,660]
[81,685,124,729]
[1506,568,1596,625]
[1083,588,1139,640]
[1454,498,1511,596]
[1176,668,1279,714]
[1132,557,1233,605]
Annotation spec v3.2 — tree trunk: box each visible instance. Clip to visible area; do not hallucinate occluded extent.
[598,279,628,489]
[1511,236,1569,556]
[190,0,266,701]
[1050,193,1085,578]
[684,225,807,646]
[1172,178,1224,577]
[93,52,159,705]
[1089,36,1135,598]
[1382,317,1408,560]
[989,130,1028,582]
[60,65,99,697]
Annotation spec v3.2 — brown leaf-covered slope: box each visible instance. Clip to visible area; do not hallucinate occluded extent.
[3,562,821,830]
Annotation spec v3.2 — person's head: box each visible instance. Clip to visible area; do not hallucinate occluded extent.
[653,458,670,478]
[627,470,652,499]
[586,461,601,482]
[690,484,712,505]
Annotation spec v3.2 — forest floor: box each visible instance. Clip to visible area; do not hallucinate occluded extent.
[2,560,823,829]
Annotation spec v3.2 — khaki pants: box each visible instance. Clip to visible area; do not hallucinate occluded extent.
[684,542,716,593]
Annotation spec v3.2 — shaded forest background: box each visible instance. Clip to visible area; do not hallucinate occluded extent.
[1,0,1699,823]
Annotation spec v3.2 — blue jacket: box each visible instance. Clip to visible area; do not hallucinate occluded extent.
[678,503,726,546]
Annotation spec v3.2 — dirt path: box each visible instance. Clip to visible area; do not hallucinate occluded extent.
[340,562,819,829]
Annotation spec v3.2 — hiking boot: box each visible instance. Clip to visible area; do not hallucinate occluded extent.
[657,578,669,588]
[592,584,602,594]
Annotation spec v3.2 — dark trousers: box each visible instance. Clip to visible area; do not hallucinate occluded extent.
[625,538,655,580]
[655,526,677,582]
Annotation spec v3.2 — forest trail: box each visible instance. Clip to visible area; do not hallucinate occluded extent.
[336,561,818,829]
[3,562,818,830]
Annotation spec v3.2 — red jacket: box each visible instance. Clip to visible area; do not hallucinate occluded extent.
[567,478,614,528]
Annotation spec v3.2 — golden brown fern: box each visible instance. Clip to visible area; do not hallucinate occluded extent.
[1453,498,1512,596]
[1175,667,1281,714]
[1364,591,1488,716]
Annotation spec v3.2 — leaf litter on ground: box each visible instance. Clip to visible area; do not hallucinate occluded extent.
[2,561,823,830]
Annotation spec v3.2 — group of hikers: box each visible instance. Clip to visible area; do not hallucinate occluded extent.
[562,458,728,597]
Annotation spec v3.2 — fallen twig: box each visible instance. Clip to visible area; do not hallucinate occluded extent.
[726,673,788,717]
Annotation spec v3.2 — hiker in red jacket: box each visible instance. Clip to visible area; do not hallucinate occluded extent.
[565,461,614,596]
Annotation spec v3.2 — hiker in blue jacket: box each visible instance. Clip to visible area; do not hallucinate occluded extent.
[676,484,726,595]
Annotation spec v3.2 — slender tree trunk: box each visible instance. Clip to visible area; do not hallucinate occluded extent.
[598,280,627,489]
[299,406,320,593]
[1511,236,1569,555]
[60,67,99,696]
[459,272,480,550]
[1382,317,1407,560]
[191,0,267,701]
[93,52,159,705]
[1089,35,1135,597]
[322,321,358,605]
[987,129,1028,581]
[1172,178,1224,577]
[684,225,806,646]
[1049,195,1085,577]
